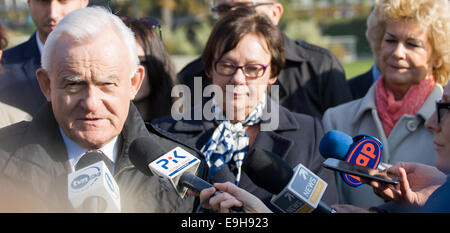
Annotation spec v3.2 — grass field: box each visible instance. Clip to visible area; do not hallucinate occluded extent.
[342,58,374,80]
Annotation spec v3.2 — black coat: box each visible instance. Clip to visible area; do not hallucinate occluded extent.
[0,32,46,115]
[0,102,207,212]
[177,34,352,119]
[152,98,339,212]
[347,68,374,100]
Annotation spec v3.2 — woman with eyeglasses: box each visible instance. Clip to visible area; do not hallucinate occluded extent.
[322,0,450,210]
[153,8,338,212]
[122,17,178,122]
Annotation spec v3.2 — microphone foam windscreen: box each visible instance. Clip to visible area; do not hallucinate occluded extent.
[319,130,353,160]
[242,148,294,194]
[75,151,109,171]
[129,136,166,176]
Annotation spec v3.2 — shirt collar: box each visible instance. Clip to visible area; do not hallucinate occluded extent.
[35,32,44,55]
[59,127,119,171]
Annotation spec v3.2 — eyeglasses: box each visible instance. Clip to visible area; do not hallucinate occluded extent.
[121,16,163,40]
[214,59,269,79]
[436,100,450,123]
[211,1,274,15]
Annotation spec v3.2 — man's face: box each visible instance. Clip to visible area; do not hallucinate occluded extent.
[37,29,144,149]
[212,0,282,25]
[28,0,88,43]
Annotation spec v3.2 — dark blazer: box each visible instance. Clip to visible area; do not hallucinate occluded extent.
[153,98,339,212]
[0,102,207,212]
[347,68,374,100]
[177,34,352,119]
[0,32,46,115]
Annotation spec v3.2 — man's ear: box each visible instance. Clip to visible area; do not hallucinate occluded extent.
[36,68,52,102]
[270,3,284,26]
[130,65,145,100]
[81,0,89,7]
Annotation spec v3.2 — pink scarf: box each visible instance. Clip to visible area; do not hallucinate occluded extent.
[376,75,435,137]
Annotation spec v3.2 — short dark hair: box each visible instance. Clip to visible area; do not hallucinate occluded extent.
[202,7,285,78]
[0,23,8,51]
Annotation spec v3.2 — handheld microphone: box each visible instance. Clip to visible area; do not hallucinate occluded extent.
[319,130,385,187]
[129,137,208,199]
[129,137,244,212]
[242,148,334,213]
[67,152,121,213]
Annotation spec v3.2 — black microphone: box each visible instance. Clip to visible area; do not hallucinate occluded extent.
[129,136,244,212]
[242,148,335,213]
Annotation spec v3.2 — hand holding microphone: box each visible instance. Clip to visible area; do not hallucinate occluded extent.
[370,162,446,207]
[129,137,245,212]
[197,182,272,213]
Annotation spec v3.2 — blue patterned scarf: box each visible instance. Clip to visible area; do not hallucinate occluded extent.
[201,94,266,185]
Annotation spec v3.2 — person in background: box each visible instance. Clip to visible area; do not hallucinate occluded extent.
[154,8,338,212]
[121,17,178,122]
[178,0,352,119]
[322,0,450,209]
[0,0,89,125]
[333,82,450,213]
[348,64,382,100]
[0,23,34,128]
[0,7,203,212]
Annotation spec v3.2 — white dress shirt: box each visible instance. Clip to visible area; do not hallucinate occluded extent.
[59,127,119,172]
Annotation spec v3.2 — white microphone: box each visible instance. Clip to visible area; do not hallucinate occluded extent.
[68,160,121,213]
[243,148,334,213]
[270,163,329,213]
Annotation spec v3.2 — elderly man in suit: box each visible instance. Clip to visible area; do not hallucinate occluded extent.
[0,7,205,212]
[0,0,89,126]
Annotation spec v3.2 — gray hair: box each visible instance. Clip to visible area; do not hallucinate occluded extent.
[41,6,138,76]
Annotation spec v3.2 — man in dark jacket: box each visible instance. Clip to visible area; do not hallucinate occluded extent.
[0,7,205,212]
[178,0,352,118]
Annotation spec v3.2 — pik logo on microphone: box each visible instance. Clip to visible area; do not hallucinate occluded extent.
[150,147,199,178]
[342,135,383,187]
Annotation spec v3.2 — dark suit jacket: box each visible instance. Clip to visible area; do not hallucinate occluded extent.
[0,102,207,212]
[152,98,339,212]
[0,32,46,115]
[177,34,352,119]
[347,68,374,100]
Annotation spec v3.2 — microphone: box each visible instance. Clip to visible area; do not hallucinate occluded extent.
[319,130,385,187]
[242,148,335,213]
[67,152,121,212]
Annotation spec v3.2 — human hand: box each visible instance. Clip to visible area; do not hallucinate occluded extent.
[367,162,446,207]
[196,182,272,213]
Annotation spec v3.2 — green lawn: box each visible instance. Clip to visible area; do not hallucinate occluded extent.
[342,58,374,80]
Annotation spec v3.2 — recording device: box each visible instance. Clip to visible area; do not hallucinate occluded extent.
[242,148,335,213]
[129,137,244,212]
[322,158,399,185]
[319,130,386,187]
[67,152,121,213]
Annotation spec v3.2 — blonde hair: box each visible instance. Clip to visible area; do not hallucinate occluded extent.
[366,0,450,85]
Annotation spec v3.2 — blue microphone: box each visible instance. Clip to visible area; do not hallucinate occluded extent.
[319,130,384,187]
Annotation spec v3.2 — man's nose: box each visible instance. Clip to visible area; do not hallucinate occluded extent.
[81,87,101,112]
[48,0,64,22]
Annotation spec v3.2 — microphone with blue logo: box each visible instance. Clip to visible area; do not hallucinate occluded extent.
[67,151,121,212]
[129,136,206,199]
[129,137,245,212]
[319,130,388,187]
